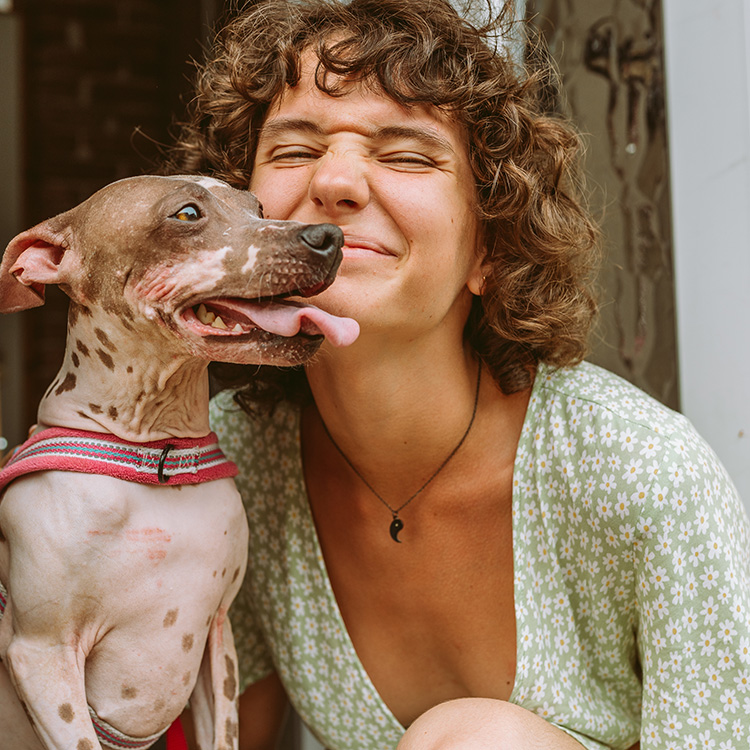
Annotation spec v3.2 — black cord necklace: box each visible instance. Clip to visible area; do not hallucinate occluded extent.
[320,365,482,543]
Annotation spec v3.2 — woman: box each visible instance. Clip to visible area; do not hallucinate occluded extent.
[168,1,750,748]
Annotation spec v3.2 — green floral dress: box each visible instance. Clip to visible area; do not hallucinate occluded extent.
[211,361,750,750]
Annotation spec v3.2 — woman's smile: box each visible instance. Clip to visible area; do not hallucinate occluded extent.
[341,234,396,259]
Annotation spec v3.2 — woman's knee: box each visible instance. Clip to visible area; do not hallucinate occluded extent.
[396,698,584,750]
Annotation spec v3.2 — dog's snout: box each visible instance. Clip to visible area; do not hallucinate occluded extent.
[298,224,344,257]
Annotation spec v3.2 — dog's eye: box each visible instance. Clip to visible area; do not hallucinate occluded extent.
[172,205,201,222]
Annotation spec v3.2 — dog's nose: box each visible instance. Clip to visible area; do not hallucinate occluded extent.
[298,223,344,257]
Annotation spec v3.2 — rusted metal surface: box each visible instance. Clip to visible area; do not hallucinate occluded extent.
[529,0,679,409]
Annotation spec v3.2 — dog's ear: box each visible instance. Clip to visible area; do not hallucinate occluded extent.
[0,223,71,313]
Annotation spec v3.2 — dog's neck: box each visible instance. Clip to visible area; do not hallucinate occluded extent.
[37,309,212,442]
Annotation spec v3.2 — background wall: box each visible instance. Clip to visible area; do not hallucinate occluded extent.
[528,0,679,409]
[528,0,749,506]
[0,0,214,448]
[663,0,750,506]
[0,11,23,455]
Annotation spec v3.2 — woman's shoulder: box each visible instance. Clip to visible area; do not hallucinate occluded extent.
[533,360,687,438]
[526,361,742,520]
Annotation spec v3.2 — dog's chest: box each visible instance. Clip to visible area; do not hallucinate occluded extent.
[0,473,248,733]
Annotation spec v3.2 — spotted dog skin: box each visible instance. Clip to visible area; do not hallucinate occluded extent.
[0,176,353,750]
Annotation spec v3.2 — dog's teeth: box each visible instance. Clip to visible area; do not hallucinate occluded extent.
[196,303,216,325]
[232,323,243,333]
[211,316,228,330]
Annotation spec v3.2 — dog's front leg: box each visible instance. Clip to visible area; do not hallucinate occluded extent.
[4,631,101,750]
[189,606,240,750]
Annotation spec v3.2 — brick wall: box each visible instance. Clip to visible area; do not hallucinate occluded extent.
[18,0,212,426]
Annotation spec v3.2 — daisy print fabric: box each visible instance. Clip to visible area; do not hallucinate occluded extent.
[212,361,750,750]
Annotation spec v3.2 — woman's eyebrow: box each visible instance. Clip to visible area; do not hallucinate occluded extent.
[258,118,455,154]
[373,125,456,155]
[258,118,323,142]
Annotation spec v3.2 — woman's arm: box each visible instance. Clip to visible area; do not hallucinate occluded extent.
[635,427,750,747]
[238,671,290,750]
[181,672,288,750]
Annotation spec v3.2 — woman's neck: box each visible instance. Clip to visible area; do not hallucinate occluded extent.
[305,341,485,492]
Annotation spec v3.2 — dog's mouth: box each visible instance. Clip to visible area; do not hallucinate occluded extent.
[181,290,359,348]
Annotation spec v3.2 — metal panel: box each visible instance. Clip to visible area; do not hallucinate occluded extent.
[528,0,680,411]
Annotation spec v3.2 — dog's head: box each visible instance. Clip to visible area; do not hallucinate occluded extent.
[0,175,358,365]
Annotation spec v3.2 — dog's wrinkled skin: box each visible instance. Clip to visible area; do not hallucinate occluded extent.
[0,175,357,750]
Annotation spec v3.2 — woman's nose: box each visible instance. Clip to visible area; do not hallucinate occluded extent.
[307,150,370,216]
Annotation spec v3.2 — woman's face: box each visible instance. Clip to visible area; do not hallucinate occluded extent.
[249,57,484,344]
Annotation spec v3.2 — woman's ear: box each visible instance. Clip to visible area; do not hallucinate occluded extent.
[467,253,487,296]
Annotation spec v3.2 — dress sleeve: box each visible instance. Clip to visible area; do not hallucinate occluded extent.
[210,392,276,692]
[634,416,750,748]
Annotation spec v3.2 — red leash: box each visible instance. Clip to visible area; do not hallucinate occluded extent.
[165,718,188,750]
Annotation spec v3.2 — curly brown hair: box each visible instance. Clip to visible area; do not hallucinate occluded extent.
[165,0,599,412]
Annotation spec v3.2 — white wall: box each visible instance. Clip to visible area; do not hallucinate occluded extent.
[663,0,750,508]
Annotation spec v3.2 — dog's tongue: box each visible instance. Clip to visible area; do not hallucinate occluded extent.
[246,300,359,347]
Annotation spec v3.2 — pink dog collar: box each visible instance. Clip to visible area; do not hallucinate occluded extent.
[0,427,237,492]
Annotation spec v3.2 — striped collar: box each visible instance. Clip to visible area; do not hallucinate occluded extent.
[0,427,237,491]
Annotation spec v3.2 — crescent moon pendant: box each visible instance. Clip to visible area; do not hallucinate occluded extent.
[389,517,404,543]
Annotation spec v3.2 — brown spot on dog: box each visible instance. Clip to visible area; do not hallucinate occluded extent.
[223,654,237,700]
[136,390,146,403]
[121,685,137,699]
[95,327,116,351]
[89,403,103,414]
[231,567,241,583]
[182,670,192,686]
[127,365,133,374]
[58,703,74,722]
[154,698,166,712]
[225,719,238,744]
[79,305,92,317]
[96,348,115,370]
[121,318,134,332]
[182,633,195,652]
[71,352,80,368]
[55,372,77,395]
[163,609,178,627]
[78,740,93,750]
[76,339,90,357]
[212,570,218,578]
[108,406,118,420]
[221,568,226,578]
[68,303,80,327]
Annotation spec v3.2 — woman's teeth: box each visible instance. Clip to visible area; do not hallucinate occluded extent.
[195,303,243,332]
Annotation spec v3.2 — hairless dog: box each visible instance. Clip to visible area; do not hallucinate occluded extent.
[0,175,359,750]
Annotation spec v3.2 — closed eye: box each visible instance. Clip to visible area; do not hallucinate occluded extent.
[269,147,320,163]
[172,204,201,221]
[379,152,437,169]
